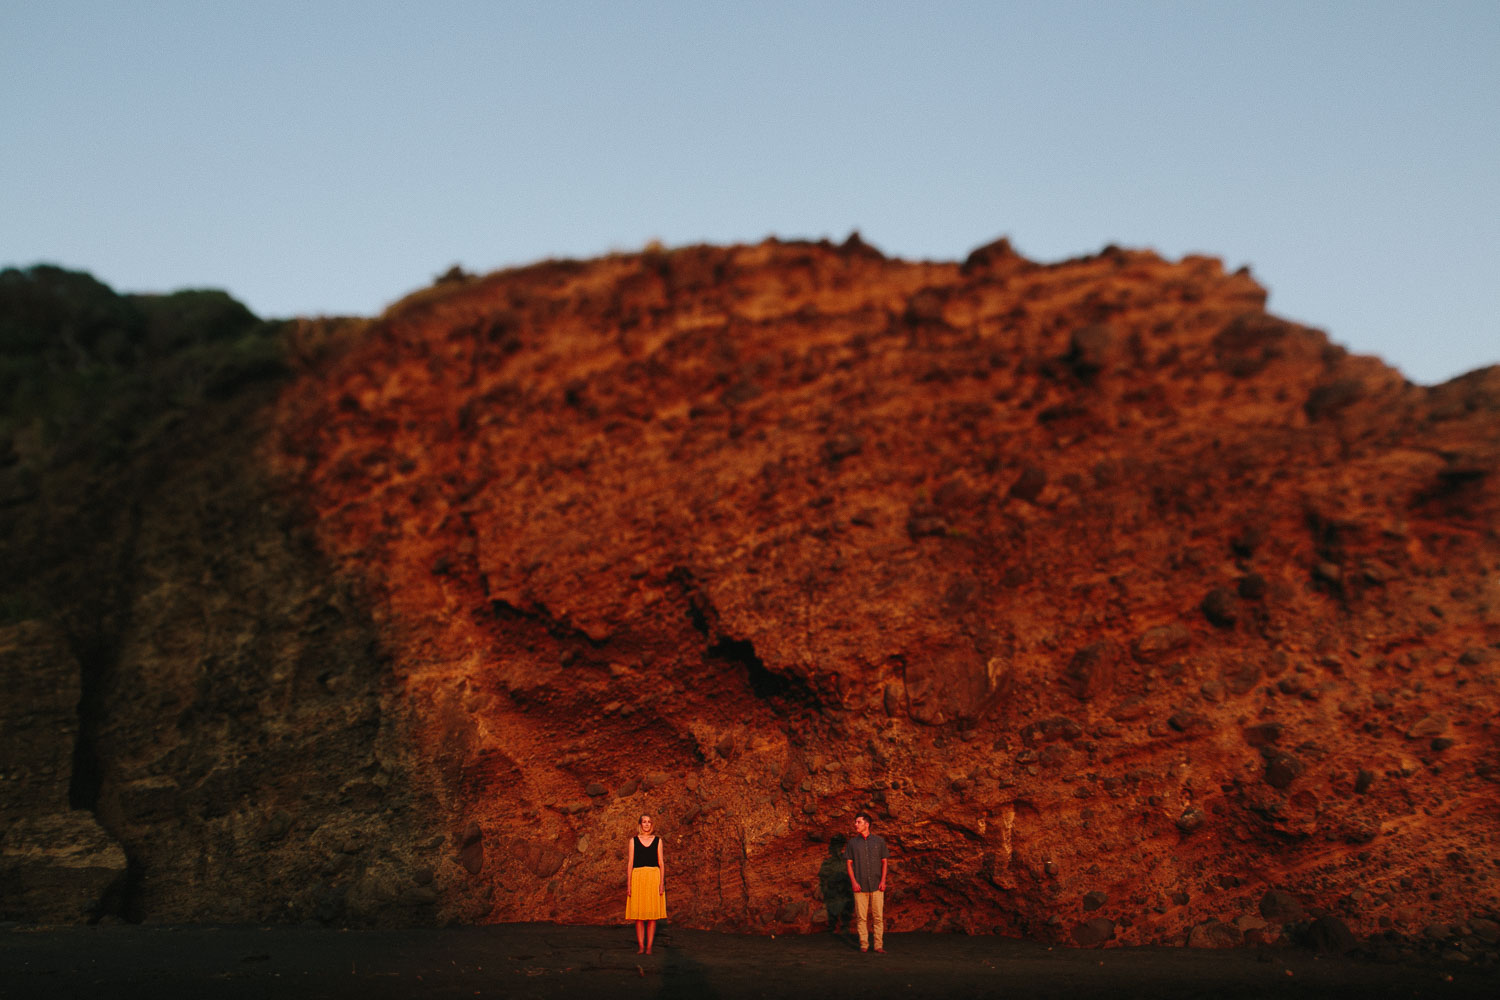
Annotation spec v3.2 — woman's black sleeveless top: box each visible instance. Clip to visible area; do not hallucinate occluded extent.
[632,836,659,868]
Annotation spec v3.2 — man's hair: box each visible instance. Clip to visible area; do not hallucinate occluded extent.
[855,810,874,825]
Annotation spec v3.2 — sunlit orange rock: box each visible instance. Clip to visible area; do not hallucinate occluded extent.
[262,236,1499,943]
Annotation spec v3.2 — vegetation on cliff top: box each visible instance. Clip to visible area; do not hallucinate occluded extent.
[0,264,287,465]
[0,264,302,632]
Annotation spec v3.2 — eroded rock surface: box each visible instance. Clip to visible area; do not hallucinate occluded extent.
[267,238,1500,942]
[0,621,126,921]
[3,240,1498,946]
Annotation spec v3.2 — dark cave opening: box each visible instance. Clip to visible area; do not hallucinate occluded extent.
[707,635,817,709]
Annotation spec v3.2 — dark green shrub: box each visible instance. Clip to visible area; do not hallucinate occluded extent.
[0,264,146,362]
[0,264,279,462]
[128,288,260,354]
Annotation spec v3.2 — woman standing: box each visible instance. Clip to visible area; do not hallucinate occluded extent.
[625,814,666,953]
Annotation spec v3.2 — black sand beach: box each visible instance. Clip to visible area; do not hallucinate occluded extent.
[2,924,1493,1000]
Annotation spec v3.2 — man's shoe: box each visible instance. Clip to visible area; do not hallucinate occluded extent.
[874,947,886,954]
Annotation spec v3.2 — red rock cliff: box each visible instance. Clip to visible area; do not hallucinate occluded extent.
[263,236,1499,943]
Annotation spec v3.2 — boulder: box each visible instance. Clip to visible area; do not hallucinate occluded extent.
[1303,914,1357,953]
[1072,917,1116,947]
[0,813,127,923]
[1188,919,1243,948]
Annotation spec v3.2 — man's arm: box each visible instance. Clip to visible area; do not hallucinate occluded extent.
[878,857,888,893]
[846,858,861,893]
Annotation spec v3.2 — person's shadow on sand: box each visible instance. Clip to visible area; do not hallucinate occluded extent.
[817,836,854,944]
[657,936,718,1000]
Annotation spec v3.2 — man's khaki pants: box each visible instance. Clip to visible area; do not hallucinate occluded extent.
[852,890,884,950]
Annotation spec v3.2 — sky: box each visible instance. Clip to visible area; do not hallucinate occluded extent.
[3,1,1497,385]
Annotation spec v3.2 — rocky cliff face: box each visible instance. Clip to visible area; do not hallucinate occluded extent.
[0,620,127,921]
[3,241,1497,949]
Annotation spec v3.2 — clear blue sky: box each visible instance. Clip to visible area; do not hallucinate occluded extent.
[4,1,1497,384]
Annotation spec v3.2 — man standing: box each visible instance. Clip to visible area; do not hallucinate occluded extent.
[842,811,890,953]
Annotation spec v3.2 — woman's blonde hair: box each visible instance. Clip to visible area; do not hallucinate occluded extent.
[636,814,660,836]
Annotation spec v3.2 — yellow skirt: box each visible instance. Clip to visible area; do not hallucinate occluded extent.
[625,866,666,921]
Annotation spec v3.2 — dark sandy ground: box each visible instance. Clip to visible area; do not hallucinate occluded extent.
[2,923,1494,1000]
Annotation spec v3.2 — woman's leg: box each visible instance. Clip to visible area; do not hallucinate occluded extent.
[645,919,656,953]
[635,920,645,952]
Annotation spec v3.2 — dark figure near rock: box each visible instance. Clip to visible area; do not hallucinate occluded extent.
[818,837,854,933]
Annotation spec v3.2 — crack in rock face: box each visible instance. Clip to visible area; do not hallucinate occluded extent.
[4,240,1499,945]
